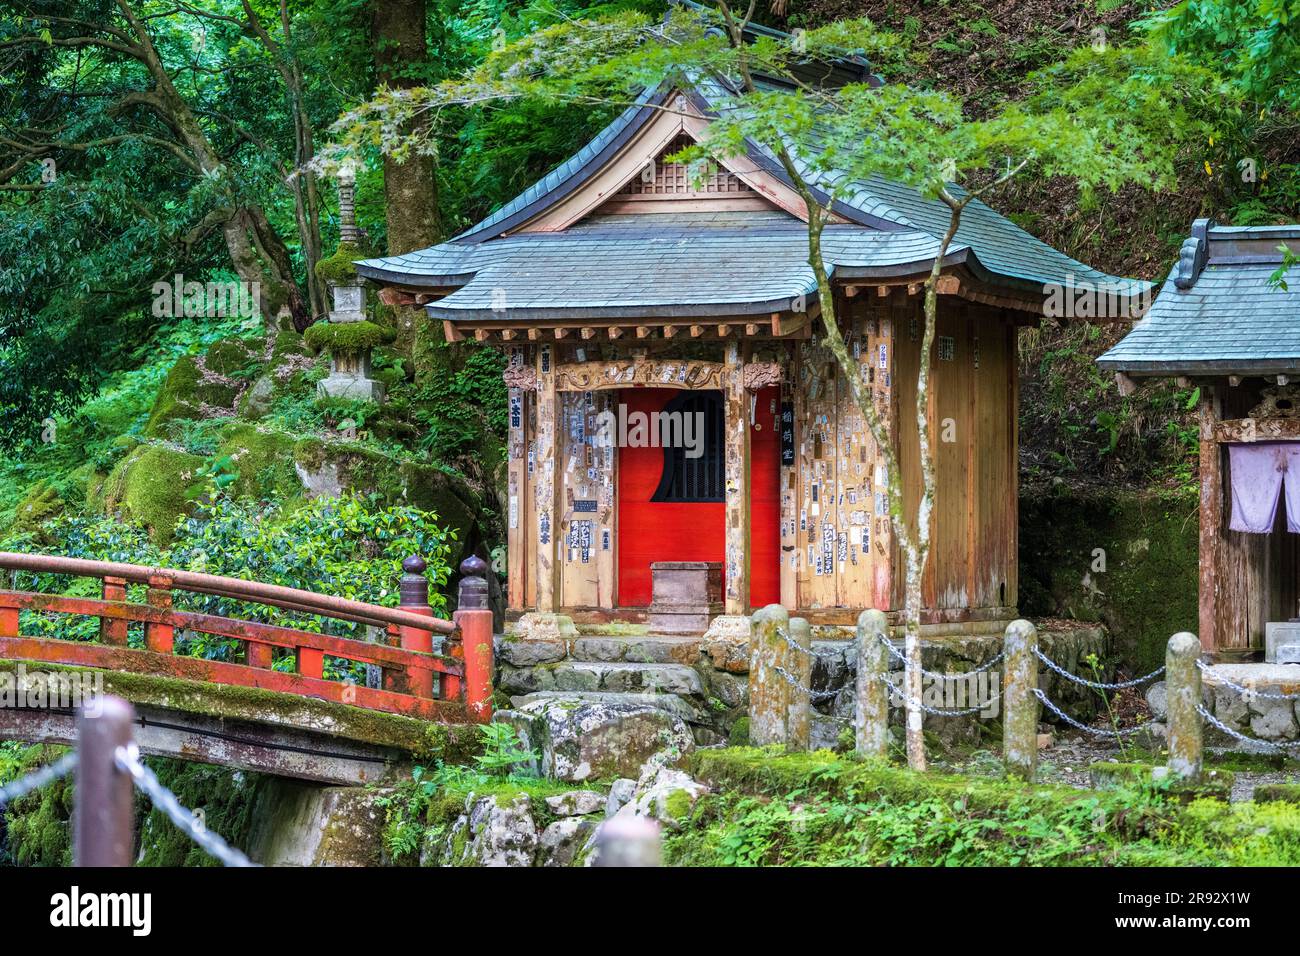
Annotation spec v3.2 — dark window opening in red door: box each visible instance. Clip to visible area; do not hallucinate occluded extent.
[651,391,724,503]
[617,387,780,609]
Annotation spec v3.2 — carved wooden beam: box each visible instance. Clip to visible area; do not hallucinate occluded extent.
[742,362,784,390]
[502,364,539,390]
[552,359,724,392]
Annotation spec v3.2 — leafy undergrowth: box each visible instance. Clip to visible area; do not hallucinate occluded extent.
[378,722,593,865]
[667,748,1300,866]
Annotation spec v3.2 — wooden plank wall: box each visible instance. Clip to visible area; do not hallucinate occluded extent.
[891,298,1018,615]
[555,387,618,610]
[789,293,892,609]
[1208,379,1300,655]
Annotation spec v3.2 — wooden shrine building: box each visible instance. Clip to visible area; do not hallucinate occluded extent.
[359,24,1147,640]
[1100,219,1300,661]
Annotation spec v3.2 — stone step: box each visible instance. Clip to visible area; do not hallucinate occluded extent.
[508,690,709,725]
[496,658,706,698]
[550,661,705,696]
[569,635,702,665]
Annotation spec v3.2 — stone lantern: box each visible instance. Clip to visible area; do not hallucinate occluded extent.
[311,161,392,403]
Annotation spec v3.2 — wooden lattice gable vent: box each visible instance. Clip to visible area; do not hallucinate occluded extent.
[616,135,758,201]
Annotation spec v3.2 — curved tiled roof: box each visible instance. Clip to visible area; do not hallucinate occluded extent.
[360,212,961,321]
[357,69,1149,316]
[1098,222,1300,375]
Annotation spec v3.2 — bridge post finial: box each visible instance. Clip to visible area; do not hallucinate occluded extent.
[457,554,489,611]
[397,556,435,699]
[400,555,429,608]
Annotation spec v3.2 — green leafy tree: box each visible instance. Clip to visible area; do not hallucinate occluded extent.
[337,1,1230,768]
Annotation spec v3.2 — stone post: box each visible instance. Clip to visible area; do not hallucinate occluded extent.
[595,816,662,867]
[1166,631,1203,781]
[748,603,790,746]
[1002,619,1038,781]
[855,609,890,758]
[787,616,812,752]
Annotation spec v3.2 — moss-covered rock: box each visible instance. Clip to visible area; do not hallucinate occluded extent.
[216,424,302,503]
[138,760,271,867]
[304,320,397,356]
[203,336,263,377]
[291,440,480,550]
[145,357,237,438]
[1020,484,1199,673]
[9,481,64,537]
[99,444,204,544]
[1,744,74,866]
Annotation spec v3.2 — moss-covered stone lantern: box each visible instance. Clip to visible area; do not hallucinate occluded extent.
[312,162,393,403]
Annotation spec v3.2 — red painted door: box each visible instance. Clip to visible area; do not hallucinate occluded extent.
[617,387,780,608]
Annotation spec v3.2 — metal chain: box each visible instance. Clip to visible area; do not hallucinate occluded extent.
[773,664,840,701]
[1196,704,1300,752]
[1033,688,1143,737]
[1196,660,1300,701]
[878,634,1004,679]
[1034,647,1165,690]
[114,744,257,867]
[0,753,78,808]
[885,676,1001,717]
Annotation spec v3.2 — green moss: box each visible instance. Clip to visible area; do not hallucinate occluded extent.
[289,440,479,535]
[314,242,364,286]
[1020,485,1200,672]
[100,444,205,544]
[145,356,239,437]
[0,660,481,766]
[203,336,262,377]
[138,760,270,867]
[1254,783,1300,804]
[662,788,694,823]
[1088,761,1233,801]
[9,481,64,536]
[1,744,74,866]
[670,747,1300,866]
[216,424,302,503]
[728,716,751,747]
[304,320,397,356]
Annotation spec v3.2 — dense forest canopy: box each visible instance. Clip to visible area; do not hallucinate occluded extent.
[0,0,1295,505]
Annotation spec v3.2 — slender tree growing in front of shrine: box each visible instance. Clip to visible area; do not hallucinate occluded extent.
[331,2,1230,769]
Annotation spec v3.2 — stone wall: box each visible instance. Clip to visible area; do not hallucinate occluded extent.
[1020,484,1199,673]
[497,622,1112,750]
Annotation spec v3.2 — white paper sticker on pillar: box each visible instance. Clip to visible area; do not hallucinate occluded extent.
[509,496,518,529]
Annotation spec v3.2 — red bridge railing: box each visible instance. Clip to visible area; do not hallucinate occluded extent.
[0,551,494,724]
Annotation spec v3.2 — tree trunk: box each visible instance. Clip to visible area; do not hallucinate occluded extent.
[373,0,440,255]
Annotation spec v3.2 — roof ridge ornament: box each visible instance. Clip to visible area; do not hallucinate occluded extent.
[1173,217,1214,291]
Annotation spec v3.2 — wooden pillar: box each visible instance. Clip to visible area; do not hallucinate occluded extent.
[723,341,751,615]
[144,574,174,654]
[779,347,798,609]
[1197,391,1222,654]
[100,575,128,646]
[506,358,528,612]
[535,344,560,613]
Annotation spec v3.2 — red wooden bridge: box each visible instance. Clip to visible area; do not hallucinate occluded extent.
[0,552,494,784]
